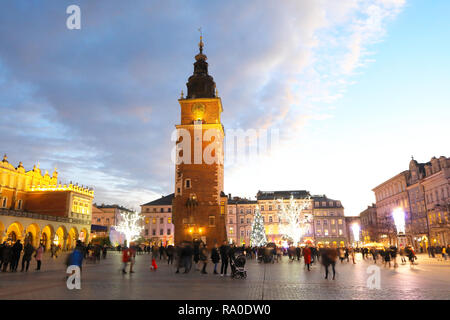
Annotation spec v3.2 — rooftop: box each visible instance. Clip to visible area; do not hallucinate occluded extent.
[141,193,175,206]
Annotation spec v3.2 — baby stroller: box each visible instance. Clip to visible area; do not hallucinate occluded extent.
[230,253,247,279]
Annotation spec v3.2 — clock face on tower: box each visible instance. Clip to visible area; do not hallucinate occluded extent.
[191,103,206,120]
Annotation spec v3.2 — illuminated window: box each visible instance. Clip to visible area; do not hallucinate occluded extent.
[339,229,343,236]
[338,219,343,224]
[229,227,233,234]
[145,218,149,224]
[331,220,335,225]
[168,217,172,224]
[324,229,329,236]
[152,218,156,224]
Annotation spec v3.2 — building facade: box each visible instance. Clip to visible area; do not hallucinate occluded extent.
[372,156,450,249]
[0,154,93,250]
[91,204,134,240]
[359,204,378,243]
[140,194,174,245]
[227,197,257,245]
[144,189,348,246]
[172,37,227,246]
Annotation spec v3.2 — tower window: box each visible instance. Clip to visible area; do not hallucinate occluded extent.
[177,188,181,194]
[185,179,191,188]
[209,216,216,227]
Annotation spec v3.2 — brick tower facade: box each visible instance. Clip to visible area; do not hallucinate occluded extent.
[172,36,227,246]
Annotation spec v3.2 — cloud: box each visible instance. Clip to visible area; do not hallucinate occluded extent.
[0,0,405,209]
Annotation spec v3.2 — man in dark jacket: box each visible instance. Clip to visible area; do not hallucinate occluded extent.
[11,240,23,272]
[219,241,229,276]
[21,241,35,272]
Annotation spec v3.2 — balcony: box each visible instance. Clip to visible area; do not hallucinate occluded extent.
[0,208,91,225]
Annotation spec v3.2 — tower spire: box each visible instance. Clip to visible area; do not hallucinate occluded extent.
[198,27,204,54]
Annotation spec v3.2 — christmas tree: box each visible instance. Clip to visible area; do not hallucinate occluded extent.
[250,205,267,247]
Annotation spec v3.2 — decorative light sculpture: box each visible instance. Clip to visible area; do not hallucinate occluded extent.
[113,211,144,246]
[392,208,406,234]
[277,195,310,245]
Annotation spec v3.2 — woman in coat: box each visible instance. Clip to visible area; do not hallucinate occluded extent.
[211,243,220,274]
[303,246,312,271]
[35,243,44,271]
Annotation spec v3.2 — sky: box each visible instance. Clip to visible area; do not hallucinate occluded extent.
[0,0,449,215]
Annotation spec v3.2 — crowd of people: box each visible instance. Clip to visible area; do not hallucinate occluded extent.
[0,239,109,273]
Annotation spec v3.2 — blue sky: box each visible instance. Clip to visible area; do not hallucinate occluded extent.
[0,0,448,215]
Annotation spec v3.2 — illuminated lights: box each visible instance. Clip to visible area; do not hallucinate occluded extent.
[113,211,144,246]
[392,208,406,234]
[351,223,360,242]
[276,195,310,246]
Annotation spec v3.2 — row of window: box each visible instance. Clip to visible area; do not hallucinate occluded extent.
[144,207,172,213]
[145,217,172,225]
[144,228,172,236]
[316,219,343,226]
[376,182,406,201]
[316,229,344,236]
[1,197,23,209]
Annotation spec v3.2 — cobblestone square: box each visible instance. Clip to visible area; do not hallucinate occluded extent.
[0,252,449,300]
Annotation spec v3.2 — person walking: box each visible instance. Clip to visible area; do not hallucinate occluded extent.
[35,243,44,271]
[183,242,193,273]
[121,246,131,274]
[219,241,229,276]
[303,245,312,271]
[322,246,338,280]
[349,246,356,264]
[166,245,174,265]
[193,241,200,271]
[175,244,183,273]
[21,241,35,272]
[338,247,346,263]
[200,243,208,274]
[11,240,23,272]
[384,247,391,268]
[129,244,136,273]
[211,243,220,274]
[1,242,11,272]
[390,246,398,267]
[102,245,107,259]
[67,240,85,273]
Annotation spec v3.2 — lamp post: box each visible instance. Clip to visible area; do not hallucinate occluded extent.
[392,208,406,248]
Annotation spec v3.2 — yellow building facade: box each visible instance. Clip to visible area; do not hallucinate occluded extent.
[0,155,93,250]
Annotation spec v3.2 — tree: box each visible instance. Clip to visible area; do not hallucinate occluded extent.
[113,211,144,247]
[250,205,267,247]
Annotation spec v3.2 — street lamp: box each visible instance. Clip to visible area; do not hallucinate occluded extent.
[392,208,406,247]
